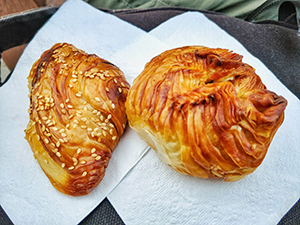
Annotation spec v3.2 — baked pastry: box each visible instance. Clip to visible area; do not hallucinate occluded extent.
[25,43,130,195]
[126,46,287,181]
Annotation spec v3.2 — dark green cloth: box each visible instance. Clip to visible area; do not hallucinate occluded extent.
[86,0,284,21]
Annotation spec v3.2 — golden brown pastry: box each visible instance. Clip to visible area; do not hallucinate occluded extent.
[25,43,130,195]
[126,46,287,182]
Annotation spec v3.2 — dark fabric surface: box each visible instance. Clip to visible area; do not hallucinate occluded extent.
[0,6,299,225]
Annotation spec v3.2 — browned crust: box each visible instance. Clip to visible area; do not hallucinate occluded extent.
[126,46,287,181]
[25,43,130,195]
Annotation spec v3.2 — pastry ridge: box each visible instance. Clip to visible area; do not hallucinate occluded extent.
[25,43,130,195]
[126,46,287,181]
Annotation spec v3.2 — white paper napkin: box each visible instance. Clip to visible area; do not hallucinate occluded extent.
[107,12,300,225]
[0,0,161,224]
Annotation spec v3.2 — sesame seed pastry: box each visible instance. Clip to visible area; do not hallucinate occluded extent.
[25,43,130,196]
[125,46,287,182]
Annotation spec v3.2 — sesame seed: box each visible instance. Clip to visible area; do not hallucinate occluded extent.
[42,116,48,120]
[118,87,122,93]
[81,117,87,122]
[111,103,115,109]
[91,148,96,153]
[106,87,109,92]
[96,156,101,161]
[109,123,114,128]
[66,98,70,103]
[107,114,112,120]
[52,148,58,153]
[80,160,86,164]
[52,127,58,131]
[112,136,117,140]
[67,104,73,109]
[100,74,105,80]
[91,132,95,137]
[61,163,65,168]
[114,78,118,84]
[68,166,74,170]
[91,153,97,157]
[59,138,65,143]
[72,157,77,162]
[59,129,65,133]
[44,138,49,144]
[121,82,125,87]
[61,133,67,137]
[60,103,64,108]
[109,129,113,135]
[92,110,97,114]
[87,128,93,132]
[95,97,101,102]
[61,109,66,114]
[77,148,82,154]
[37,135,40,141]
[66,124,70,129]
[56,152,61,157]
[81,125,87,129]
[82,171,87,177]
[56,141,60,147]
[68,115,74,119]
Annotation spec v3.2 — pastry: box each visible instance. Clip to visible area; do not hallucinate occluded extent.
[125,46,287,181]
[25,43,130,195]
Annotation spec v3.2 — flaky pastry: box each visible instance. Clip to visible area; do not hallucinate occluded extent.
[25,43,130,195]
[126,46,287,181]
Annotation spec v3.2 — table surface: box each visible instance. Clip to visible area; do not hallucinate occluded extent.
[0,0,46,71]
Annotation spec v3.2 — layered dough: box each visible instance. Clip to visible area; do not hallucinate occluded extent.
[126,46,287,181]
[25,43,130,195]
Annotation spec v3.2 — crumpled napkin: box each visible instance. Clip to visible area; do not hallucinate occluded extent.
[0,0,164,224]
[107,12,300,225]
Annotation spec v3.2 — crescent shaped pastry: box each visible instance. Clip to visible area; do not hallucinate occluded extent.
[126,46,287,182]
[25,43,130,195]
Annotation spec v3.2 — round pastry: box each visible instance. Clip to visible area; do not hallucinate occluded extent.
[25,43,130,195]
[125,46,287,182]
